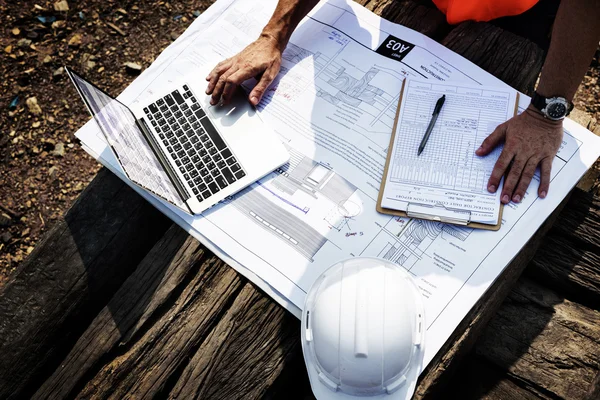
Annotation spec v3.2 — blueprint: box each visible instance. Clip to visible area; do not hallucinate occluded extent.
[74,0,600,368]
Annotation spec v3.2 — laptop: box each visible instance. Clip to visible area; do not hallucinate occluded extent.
[66,67,289,215]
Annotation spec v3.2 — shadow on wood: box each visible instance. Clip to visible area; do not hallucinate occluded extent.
[0,169,173,399]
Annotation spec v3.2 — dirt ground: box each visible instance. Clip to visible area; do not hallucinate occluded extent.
[0,0,599,285]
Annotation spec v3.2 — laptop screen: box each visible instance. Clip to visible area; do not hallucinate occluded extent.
[67,69,186,210]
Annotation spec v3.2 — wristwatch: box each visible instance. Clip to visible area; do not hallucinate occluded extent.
[531,92,573,121]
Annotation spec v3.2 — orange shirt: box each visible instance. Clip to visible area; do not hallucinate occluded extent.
[432,0,540,24]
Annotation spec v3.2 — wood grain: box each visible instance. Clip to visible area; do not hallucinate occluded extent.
[526,189,600,308]
[0,168,172,399]
[442,22,545,95]
[473,277,600,399]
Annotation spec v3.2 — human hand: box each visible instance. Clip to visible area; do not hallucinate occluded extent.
[476,105,563,204]
[205,34,282,106]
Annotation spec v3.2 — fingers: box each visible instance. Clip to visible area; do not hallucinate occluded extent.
[501,155,527,204]
[210,69,233,105]
[206,60,232,95]
[538,157,552,198]
[476,123,506,156]
[512,157,539,203]
[220,67,259,105]
[249,64,279,105]
[487,147,514,195]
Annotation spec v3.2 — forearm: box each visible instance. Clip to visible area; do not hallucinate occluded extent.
[536,0,600,101]
[261,0,321,51]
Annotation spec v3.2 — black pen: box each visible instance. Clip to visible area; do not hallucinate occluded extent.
[417,94,445,156]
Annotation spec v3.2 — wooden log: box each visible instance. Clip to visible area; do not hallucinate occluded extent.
[356,0,450,39]
[469,277,600,399]
[0,168,172,400]
[33,221,301,399]
[525,189,600,308]
[32,224,206,399]
[441,22,545,95]
[167,283,300,399]
[444,356,551,400]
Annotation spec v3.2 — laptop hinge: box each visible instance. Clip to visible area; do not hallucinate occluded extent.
[136,118,190,203]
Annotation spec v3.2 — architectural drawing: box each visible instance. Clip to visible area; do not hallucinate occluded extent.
[230,186,328,261]
[361,218,473,269]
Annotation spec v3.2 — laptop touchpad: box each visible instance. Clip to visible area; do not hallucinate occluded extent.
[207,90,255,127]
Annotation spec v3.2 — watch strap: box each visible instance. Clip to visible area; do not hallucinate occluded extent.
[531,91,547,113]
[531,91,574,117]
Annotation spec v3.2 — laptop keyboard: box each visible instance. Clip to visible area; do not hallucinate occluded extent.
[143,85,246,203]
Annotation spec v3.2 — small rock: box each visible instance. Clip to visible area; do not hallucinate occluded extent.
[1,232,12,243]
[32,121,41,128]
[193,10,201,17]
[51,142,65,157]
[170,31,179,41]
[12,27,20,36]
[43,54,52,64]
[0,212,12,227]
[21,228,30,237]
[68,33,82,46]
[4,45,12,53]
[124,62,142,74]
[53,66,64,78]
[26,97,42,115]
[17,38,32,48]
[54,0,69,12]
[51,20,65,29]
[27,246,35,255]
[48,166,59,177]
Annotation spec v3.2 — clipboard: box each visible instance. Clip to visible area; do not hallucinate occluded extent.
[376,79,519,231]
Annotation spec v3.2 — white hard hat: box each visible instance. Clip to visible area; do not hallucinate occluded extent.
[301,257,425,400]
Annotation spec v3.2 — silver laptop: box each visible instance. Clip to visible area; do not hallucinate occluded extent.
[66,68,289,215]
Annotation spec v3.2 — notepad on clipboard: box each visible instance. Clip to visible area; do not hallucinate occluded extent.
[377,78,519,230]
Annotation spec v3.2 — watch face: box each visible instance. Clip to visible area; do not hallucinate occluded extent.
[547,101,567,119]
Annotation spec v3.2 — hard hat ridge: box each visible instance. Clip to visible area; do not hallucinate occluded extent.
[302,257,425,400]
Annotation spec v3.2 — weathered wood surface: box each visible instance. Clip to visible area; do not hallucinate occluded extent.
[1,0,598,399]
[30,223,301,399]
[448,276,600,399]
[527,189,600,307]
[0,168,172,399]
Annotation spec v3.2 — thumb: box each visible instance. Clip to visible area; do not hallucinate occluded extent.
[476,123,507,156]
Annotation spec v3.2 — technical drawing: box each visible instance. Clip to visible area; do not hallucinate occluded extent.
[230,186,327,261]
[324,200,362,232]
[271,147,358,205]
[282,43,322,65]
[361,218,473,269]
[317,66,383,107]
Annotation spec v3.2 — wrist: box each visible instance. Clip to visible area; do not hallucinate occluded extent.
[525,104,563,127]
[260,29,288,52]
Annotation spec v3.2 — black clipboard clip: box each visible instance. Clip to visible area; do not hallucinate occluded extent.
[406,202,472,225]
